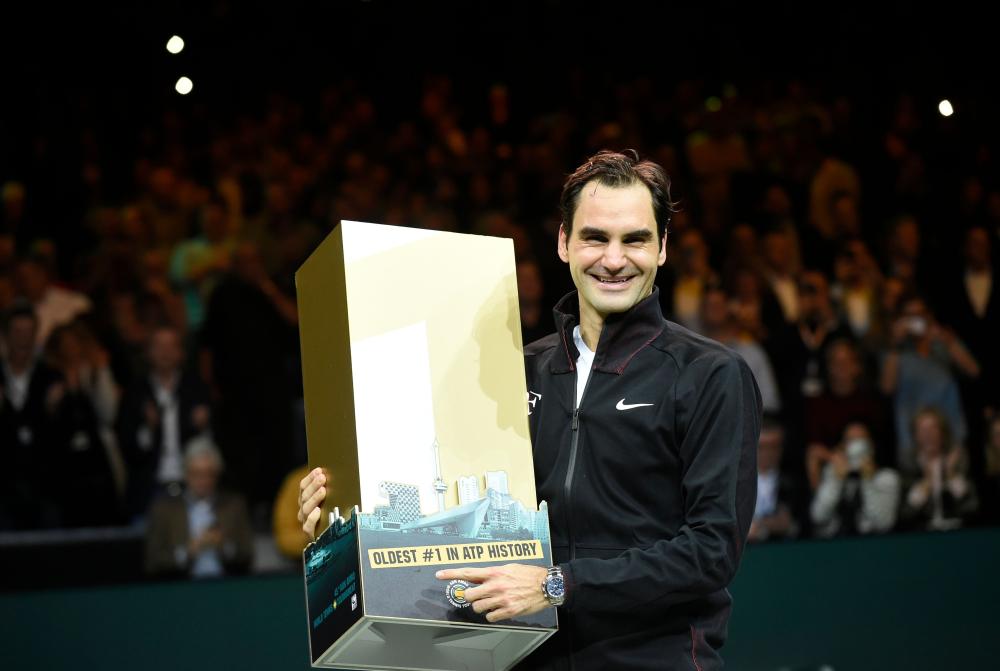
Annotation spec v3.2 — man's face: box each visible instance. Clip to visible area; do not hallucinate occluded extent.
[148,329,183,373]
[558,181,666,321]
[185,454,220,500]
[4,315,37,357]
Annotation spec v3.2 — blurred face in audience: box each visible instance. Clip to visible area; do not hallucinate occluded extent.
[826,341,861,394]
[757,427,783,473]
[186,453,221,500]
[891,218,920,261]
[148,328,183,375]
[4,314,37,361]
[964,228,991,270]
[763,231,793,274]
[516,260,544,304]
[14,260,48,301]
[798,272,830,321]
[701,288,730,332]
[677,230,708,275]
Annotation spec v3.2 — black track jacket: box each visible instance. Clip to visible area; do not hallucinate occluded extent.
[520,288,761,670]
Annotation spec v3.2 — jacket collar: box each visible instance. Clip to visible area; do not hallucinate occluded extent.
[550,287,666,375]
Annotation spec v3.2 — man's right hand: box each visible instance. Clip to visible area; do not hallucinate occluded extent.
[298,467,327,539]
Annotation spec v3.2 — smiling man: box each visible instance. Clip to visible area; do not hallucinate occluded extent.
[299,150,761,669]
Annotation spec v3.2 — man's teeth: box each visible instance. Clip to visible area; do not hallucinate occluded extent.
[596,277,630,284]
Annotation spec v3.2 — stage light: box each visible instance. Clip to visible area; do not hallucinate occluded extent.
[166,35,185,54]
[938,99,954,117]
[705,96,722,112]
[175,76,193,95]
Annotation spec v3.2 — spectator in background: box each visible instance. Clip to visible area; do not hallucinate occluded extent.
[45,321,124,526]
[201,241,298,517]
[902,407,978,531]
[771,270,853,468]
[760,228,801,325]
[941,226,1000,471]
[748,419,799,542]
[144,436,253,578]
[884,215,929,295]
[881,295,979,474]
[700,285,781,414]
[138,249,187,335]
[117,325,211,518]
[0,304,64,529]
[169,198,237,333]
[517,257,547,345]
[805,338,893,489]
[660,228,718,332]
[810,422,900,538]
[831,238,886,356]
[13,254,91,349]
[727,265,784,343]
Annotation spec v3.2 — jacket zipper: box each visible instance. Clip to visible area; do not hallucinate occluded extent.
[563,364,593,562]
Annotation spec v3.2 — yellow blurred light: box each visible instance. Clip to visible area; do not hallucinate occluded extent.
[175,76,193,95]
[938,99,954,117]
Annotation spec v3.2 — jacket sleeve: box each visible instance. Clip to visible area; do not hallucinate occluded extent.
[560,352,761,615]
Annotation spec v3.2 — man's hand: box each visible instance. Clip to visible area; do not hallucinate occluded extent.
[298,467,327,538]
[435,564,550,623]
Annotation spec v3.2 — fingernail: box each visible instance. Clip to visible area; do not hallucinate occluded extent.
[435,571,443,578]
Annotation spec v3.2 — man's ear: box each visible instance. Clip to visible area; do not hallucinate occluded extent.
[657,232,668,267]
[557,224,570,263]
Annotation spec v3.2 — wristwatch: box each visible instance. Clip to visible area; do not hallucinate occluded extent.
[541,566,566,606]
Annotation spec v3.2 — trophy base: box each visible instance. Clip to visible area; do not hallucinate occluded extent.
[315,617,551,670]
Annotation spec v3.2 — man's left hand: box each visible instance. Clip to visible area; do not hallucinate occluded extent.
[436,564,550,623]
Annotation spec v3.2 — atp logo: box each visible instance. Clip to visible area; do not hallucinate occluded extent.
[446,579,472,608]
[527,391,542,415]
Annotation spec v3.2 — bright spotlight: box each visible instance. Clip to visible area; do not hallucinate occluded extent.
[175,76,193,95]
[166,35,185,54]
[938,99,954,117]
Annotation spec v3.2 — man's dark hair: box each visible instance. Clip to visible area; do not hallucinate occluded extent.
[559,149,678,242]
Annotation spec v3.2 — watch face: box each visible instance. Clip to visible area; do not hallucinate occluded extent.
[546,575,565,598]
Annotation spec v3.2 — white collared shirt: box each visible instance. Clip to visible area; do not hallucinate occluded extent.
[572,325,595,407]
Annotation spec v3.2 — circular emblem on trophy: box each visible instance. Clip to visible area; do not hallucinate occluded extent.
[445,579,472,608]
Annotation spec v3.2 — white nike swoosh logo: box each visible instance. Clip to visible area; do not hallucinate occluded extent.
[616,399,654,411]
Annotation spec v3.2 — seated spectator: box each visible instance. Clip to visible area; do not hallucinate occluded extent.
[700,285,781,414]
[881,295,979,475]
[169,197,237,332]
[117,325,211,518]
[810,422,901,538]
[902,408,978,531]
[45,322,124,526]
[748,419,799,542]
[144,436,253,578]
[660,228,718,332]
[0,303,63,529]
[13,253,91,349]
[805,338,893,488]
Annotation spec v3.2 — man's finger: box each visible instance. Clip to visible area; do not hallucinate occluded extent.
[471,596,502,615]
[485,607,513,623]
[299,472,326,505]
[461,583,492,602]
[303,506,321,538]
[435,567,492,583]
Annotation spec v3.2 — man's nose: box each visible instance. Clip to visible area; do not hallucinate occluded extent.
[602,241,627,272]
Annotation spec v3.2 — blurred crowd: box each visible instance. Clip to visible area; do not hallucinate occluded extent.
[2,74,1000,580]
